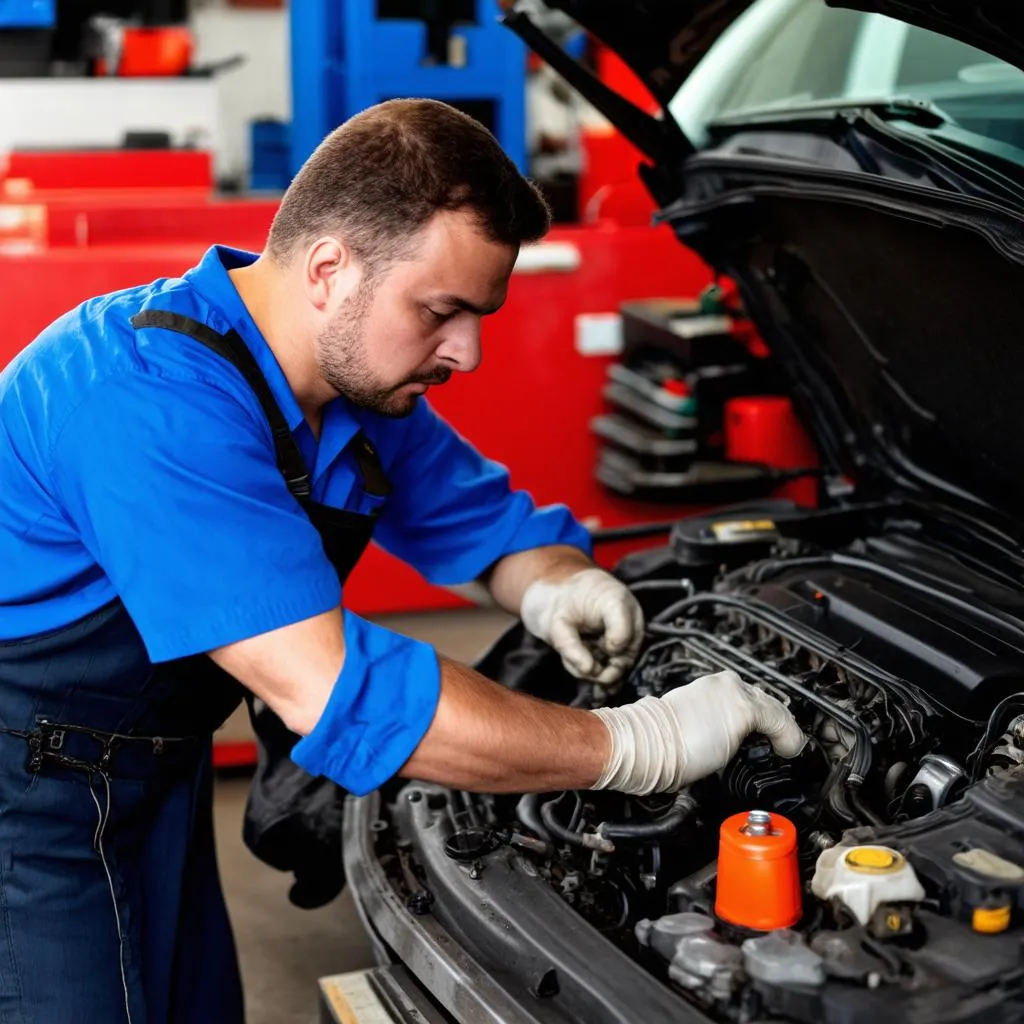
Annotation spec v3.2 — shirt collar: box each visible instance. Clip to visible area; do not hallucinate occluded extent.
[184,246,365,479]
[184,245,307,433]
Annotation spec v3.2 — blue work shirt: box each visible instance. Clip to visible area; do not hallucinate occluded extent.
[0,245,591,794]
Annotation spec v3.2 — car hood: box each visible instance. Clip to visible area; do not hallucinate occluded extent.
[506,0,1024,536]
[508,2,1024,108]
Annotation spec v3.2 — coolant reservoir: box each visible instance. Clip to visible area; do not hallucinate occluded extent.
[811,845,925,924]
[716,810,802,930]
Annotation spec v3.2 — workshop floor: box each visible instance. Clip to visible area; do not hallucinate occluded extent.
[214,607,515,1024]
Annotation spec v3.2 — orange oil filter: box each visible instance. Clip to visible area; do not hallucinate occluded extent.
[715,810,802,930]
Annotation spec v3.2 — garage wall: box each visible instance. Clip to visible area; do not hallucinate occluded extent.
[189,0,291,186]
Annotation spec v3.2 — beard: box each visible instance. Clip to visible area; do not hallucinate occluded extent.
[315,282,452,418]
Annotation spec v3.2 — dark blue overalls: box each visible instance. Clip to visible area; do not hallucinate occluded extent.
[0,311,386,1023]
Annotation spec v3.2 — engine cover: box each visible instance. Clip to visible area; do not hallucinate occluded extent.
[743,566,1024,714]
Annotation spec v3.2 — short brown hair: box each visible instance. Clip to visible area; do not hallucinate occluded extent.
[267,99,551,272]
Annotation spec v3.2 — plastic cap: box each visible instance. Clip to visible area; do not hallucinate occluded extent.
[845,847,902,873]
[973,904,1011,934]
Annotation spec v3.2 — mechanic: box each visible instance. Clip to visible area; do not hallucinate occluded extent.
[0,99,804,1022]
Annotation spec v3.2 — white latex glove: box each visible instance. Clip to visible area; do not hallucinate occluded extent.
[590,670,806,795]
[521,568,644,686]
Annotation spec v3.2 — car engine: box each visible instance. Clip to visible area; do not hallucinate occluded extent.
[361,500,1024,1023]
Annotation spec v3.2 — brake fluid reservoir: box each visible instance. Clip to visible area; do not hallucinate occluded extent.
[811,845,925,925]
[716,810,802,930]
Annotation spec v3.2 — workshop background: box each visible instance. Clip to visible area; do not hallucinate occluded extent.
[0,2,818,1020]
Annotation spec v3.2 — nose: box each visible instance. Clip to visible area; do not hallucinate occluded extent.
[435,317,482,374]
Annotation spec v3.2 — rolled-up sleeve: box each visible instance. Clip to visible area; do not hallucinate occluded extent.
[290,612,441,795]
[373,402,592,584]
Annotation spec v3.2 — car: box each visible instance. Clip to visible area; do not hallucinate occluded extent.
[341,3,1024,1022]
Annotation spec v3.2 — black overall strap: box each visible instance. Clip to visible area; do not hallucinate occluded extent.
[352,433,390,499]
[131,310,313,498]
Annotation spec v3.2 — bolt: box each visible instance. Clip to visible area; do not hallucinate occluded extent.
[406,890,434,916]
[742,810,772,836]
[809,830,836,851]
[904,783,932,817]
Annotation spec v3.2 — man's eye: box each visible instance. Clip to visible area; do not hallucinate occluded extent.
[425,307,453,324]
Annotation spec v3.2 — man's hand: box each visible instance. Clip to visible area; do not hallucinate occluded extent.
[210,604,802,798]
[520,568,644,685]
[590,670,806,795]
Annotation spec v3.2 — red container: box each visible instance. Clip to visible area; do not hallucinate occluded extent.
[715,810,802,931]
[724,396,819,507]
[97,27,194,77]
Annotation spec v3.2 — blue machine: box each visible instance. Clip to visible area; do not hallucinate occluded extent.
[0,0,55,28]
[288,0,526,179]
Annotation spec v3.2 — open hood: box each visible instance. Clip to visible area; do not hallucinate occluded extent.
[506,0,1024,535]
[506,3,1024,119]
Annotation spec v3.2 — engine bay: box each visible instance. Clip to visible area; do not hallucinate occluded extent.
[361,500,1024,1023]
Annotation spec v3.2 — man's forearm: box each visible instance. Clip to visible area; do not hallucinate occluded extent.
[484,544,593,617]
[399,654,609,792]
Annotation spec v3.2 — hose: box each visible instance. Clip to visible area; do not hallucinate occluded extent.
[629,579,696,595]
[599,790,698,843]
[540,796,614,853]
[540,797,586,847]
[847,782,886,827]
[825,766,858,826]
[516,794,552,843]
[590,521,677,544]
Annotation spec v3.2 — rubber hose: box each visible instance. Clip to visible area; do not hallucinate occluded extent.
[516,793,553,844]
[599,791,698,842]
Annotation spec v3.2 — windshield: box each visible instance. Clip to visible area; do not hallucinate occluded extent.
[668,0,1024,167]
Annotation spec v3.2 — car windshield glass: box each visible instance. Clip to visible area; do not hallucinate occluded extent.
[669,0,1024,167]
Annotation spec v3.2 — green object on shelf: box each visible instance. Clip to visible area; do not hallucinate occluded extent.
[698,282,728,316]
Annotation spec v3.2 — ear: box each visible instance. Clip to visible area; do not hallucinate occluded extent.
[302,236,363,312]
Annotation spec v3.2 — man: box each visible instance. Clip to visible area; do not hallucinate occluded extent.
[0,99,803,1022]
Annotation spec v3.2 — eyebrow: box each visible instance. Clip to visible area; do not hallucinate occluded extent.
[432,293,503,316]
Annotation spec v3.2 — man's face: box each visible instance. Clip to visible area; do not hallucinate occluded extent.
[315,208,517,417]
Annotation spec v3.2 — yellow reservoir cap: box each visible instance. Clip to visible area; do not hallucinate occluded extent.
[844,847,903,874]
[973,905,1012,934]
